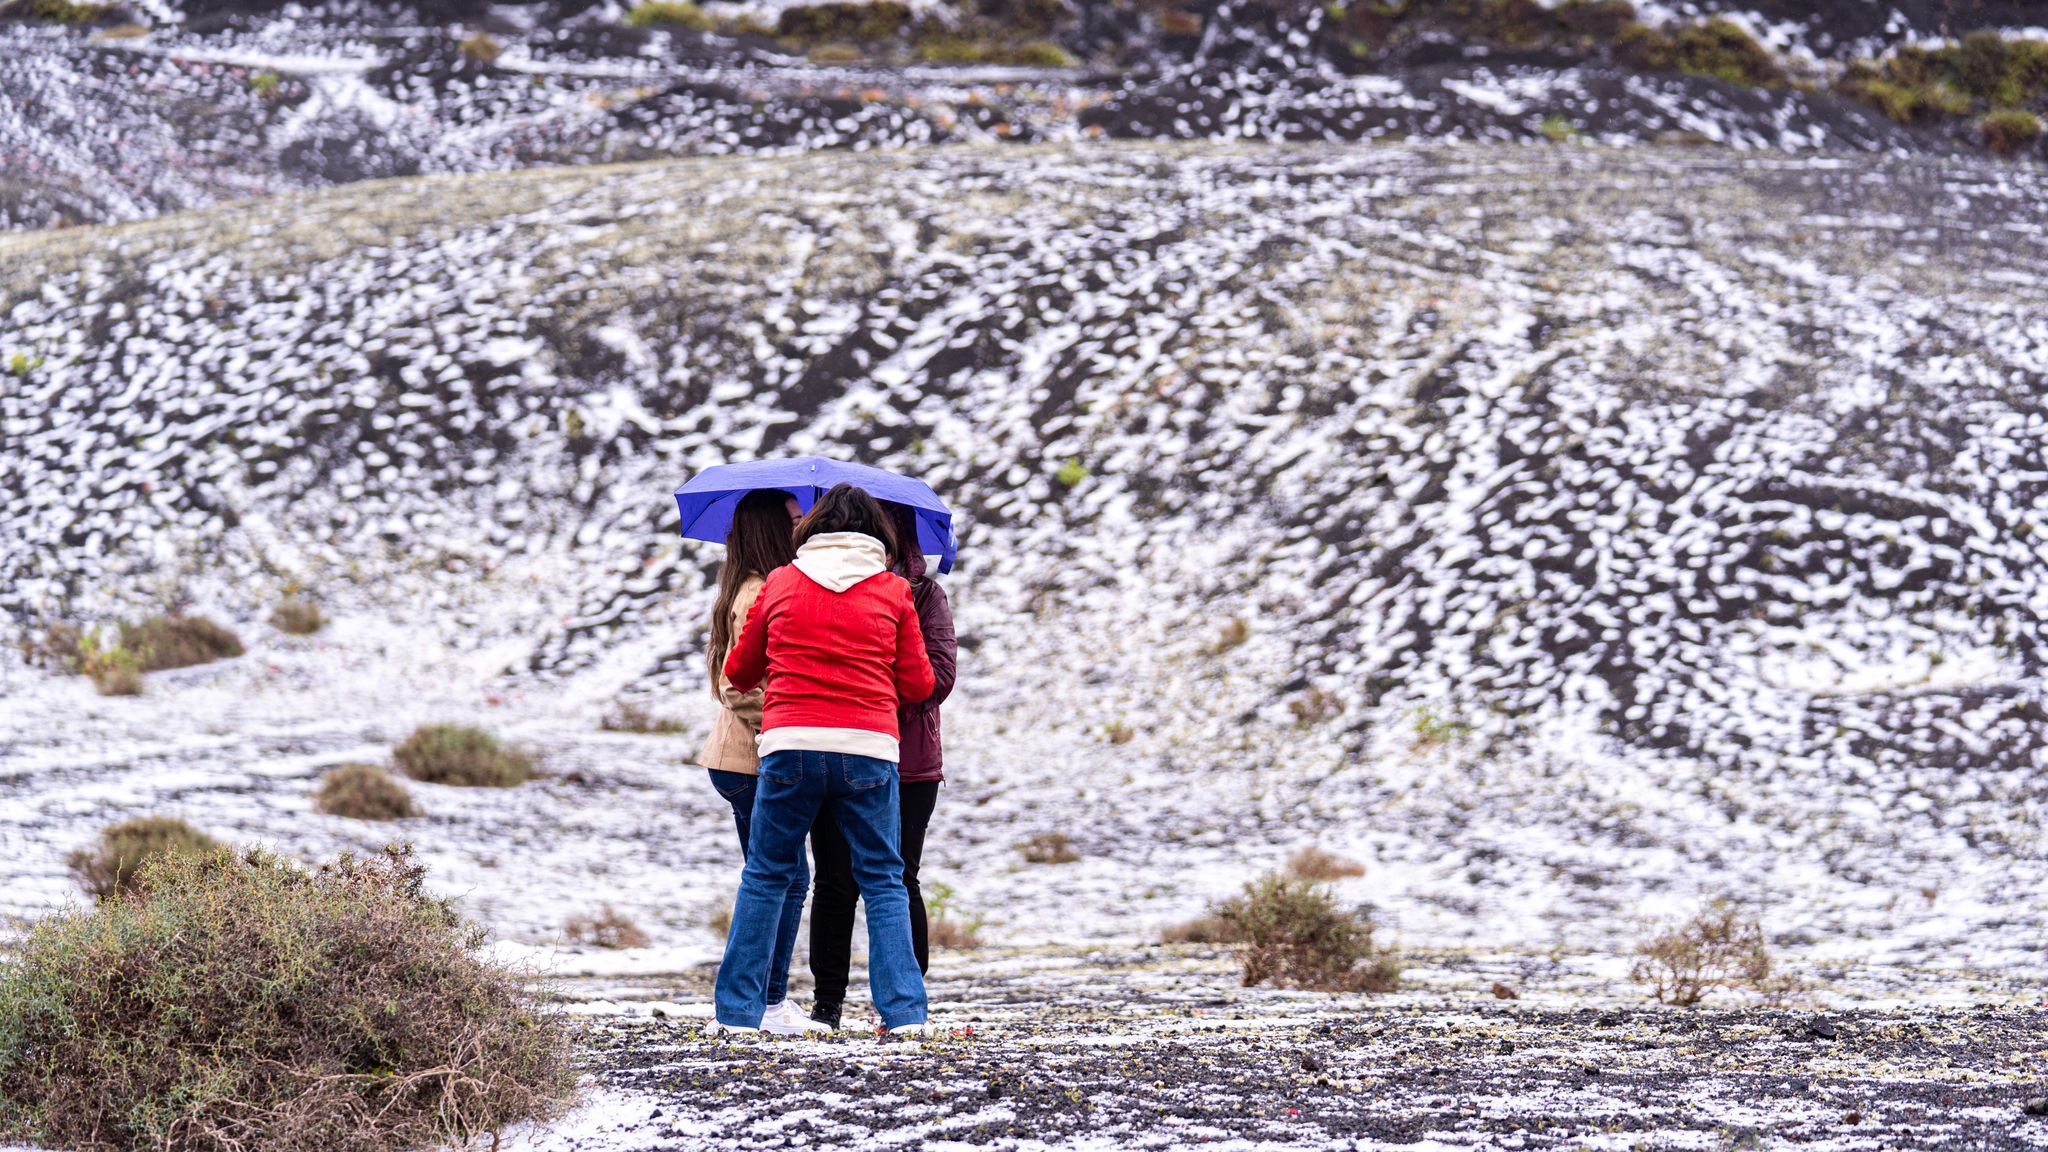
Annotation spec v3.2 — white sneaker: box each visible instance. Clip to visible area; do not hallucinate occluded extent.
[761,1000,833,1037]
[704,1019,759,1038]
[886,1022,934,1038]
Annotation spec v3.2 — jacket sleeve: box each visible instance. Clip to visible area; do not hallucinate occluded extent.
[893,581,937,705]
[724,578,772,695]
[916,582,957,710]
[718,578,767,728]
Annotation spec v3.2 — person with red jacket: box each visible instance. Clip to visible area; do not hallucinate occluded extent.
[711,483,937,1036]
[806,500,956,1031]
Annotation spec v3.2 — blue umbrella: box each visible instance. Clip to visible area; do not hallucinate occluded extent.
[674,457,958,574]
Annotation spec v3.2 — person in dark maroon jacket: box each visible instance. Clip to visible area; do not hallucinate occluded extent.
[807,501,957,1031]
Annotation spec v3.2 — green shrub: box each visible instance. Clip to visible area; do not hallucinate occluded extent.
[564,905,650,949]
[1007,39,1077,67]
[925,882,985,949]
[394,724,535,787]
[1217,873,1399,992]
[74,627,144,695]
[625,1,712,30]
[1539,115,1579,142]
[1981,109,2044,156]
[1020,832,1080,864]
[66,817,222,900]
[270,596,324,635]
[1630,900,1772,1006]
[1840,64,1971,123]
[1671,18,1783,87]
[4,351,43,376]
[315,764,421,821]
[3,0,114,24]
[121,613,244,672]
[777,1,910,43]
[1055,458,1089,488]
[1472,0,1550,47]
[0,847,574,1152]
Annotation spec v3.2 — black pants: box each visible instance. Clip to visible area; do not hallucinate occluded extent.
[810,780,940,1012]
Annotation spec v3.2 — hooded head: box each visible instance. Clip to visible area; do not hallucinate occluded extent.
[791,483,895,593]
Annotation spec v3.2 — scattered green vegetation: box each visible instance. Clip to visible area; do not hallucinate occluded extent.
[5,352,43,376]
[270,596,324,635]
[925,881,985,949]
[600,700,688,734]
[1055,458,1090,488]
[1285,846,1366,881]
[1216,873,1399,992]
[75,628,144,696]
[1839,33,2048,130]
[2,0,114,25]
[249,69,282,98]
[1539,115,1580,142]
[1553,0,1637,41]
[66,817,222,900]
[806,42,864,64]
[1103,719,1135,745]
[0,847,574,1152]
[1630,900,1773,1006]
[121,613,245,672]
[1980,108,2044,156]
[1469,0,1550,48]
[459,31,503,65]
[565,905,650,949]
[314,764,422,821]
[1021,832,1081,865]
[1619,17,1783,88]
[625,1,712,31]
[1411,705,1471,745]
[917,36,1077,67]
[777,1,910,44]
[393,724,536,788]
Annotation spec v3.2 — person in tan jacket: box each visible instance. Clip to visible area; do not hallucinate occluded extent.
[695,488,822,1035]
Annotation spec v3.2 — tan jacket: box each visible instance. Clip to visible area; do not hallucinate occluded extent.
[695,575,766,776]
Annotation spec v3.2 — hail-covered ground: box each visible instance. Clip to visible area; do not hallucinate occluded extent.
[3,142,2047,1147]
[0,0,2017,232]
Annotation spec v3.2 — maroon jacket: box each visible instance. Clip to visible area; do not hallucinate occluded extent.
[897,576,955,783]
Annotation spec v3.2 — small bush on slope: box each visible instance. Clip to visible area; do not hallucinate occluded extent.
[120,613,244,672]
[1981,110,2044,157]
[0,847,574,1152]
[1218,874,1399,993]
[1285,847,1366,881]
[314,764,421,821]
[1020,832,1080,864]
[67,817,222,900]
[925,882,984,949]
[269,596,324,635]
[624,1,710,31]
[394,724,535,787]
[565,905,650,949]
[1630,900,1772,1006]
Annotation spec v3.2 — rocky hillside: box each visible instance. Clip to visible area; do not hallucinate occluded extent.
[4,0,2047,230]
[3,144,2043,964]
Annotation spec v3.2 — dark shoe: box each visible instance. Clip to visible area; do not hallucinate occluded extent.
[811,1002,842,1031]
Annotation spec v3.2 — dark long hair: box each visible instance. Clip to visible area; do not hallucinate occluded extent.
[793,483,897,554]
[883,501,926,584]
[709,489,796,689]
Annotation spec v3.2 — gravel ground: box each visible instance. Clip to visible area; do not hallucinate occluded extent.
[517,948,2048,1151]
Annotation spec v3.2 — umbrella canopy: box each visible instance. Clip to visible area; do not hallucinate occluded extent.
[674,457,957,574]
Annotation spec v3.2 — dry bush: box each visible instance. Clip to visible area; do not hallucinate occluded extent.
[0,847,574,1152]
[599,701,687,735]
[707,904,732,937]
[925,882,984,949]
[18,622,84,671]
[1286,847,1366,881]
[458,31,502,64]
[67,817,222,900]
[394,724,535,787]
[270,597,325,635]
[1290,687,1342,727]
[121,614,244,672]
[1160,914,1238,945]
[314,764,421,821]
[1210,617,1250,654]
[1630,900,1773,1007]
[565,905,650,950]
[1217,874,1399,993]
[1104,721,1135,745]
[624,1,711,30]
[1020,832,1080,865]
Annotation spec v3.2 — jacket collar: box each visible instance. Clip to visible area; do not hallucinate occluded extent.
[792,532,888,593]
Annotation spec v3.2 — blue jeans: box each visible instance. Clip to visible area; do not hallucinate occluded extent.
[707,769,805,1006]
[715,751,927,1029]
